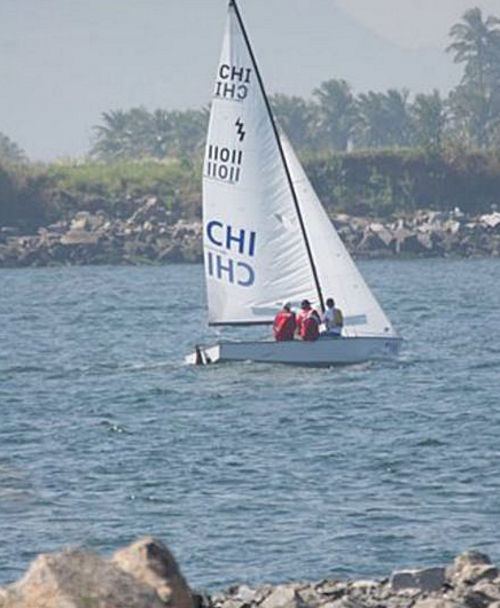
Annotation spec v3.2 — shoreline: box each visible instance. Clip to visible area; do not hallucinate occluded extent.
[1,538,499,608]
[0,199,499,268]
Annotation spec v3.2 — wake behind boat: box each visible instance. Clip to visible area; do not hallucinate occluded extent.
[186,0,402,366]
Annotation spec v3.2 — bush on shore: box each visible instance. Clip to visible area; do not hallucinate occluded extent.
[1,149,500,234]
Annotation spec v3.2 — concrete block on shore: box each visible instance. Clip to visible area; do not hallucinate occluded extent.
[390,567,445,592]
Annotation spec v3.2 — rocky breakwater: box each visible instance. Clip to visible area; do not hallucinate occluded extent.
[1,540,500,608]
[335,210,500,258]
[0,201,499,268]
[212,550,500,608]
[0,197,202,268]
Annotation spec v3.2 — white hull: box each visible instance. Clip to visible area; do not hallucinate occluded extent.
[186,335,402,366]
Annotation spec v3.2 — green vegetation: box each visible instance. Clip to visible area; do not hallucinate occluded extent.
[304,148,500,217]
[2,7,500,232]
[0,158,200,231]
[44,158,200,219]
[90,108,208,161]
[2,148,499,233]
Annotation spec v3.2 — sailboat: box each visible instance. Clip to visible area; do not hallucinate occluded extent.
[186,0,402,366]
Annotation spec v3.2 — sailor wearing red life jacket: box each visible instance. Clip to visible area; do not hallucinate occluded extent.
[273,302,296,341]
[296,299,320,341]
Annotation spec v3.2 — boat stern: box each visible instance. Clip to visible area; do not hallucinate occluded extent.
[185,344,221,365]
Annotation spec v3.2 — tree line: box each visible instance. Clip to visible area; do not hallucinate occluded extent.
[87,7,500,160]
[2,6,500,231]
[1,7,499,165]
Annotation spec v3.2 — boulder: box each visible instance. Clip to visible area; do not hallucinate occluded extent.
[479,212,500,230]
[0,227,19,243]
[394,228,432,254]
[60,230,101,246]
[446,551,497,586]
[461,589,492,608]
[368,223,394,247]
[46,220,70,234]
[233,584,259,603]
[70,211,91,231]
[415,232,435,252]
[127,197,170,226]
[393,226,413,253]
[259,585,307,608]
[0,548,165,608]
[412,599,461,608]
[390,567,445,592]
[158,244,184,262]
[472,580,500,602]
[443,219,461,235]
[358,225,393,254]
[112,537,195,608]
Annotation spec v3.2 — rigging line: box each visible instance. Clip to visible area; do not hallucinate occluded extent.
[229,0,325,313]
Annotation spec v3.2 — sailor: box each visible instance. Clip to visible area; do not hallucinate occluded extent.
[322,297,343,337]
[296,299,320,341]
[273,302,296,341]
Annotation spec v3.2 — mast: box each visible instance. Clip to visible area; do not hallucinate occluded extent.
[229,0,325,313]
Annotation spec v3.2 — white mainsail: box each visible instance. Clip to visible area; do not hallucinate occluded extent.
[203,2,318,325]
[203,1,396,338]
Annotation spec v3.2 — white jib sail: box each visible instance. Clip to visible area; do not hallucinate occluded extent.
[280,133,397,337]
[203,3,319,325]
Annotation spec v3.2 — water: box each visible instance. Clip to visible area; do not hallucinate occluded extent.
[0,259,499,588]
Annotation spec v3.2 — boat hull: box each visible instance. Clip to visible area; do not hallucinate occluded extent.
[186,336,402,366]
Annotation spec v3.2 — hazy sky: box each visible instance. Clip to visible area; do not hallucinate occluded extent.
[1,0,499,161]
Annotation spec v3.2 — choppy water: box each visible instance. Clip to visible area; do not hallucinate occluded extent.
[0,259,499,588]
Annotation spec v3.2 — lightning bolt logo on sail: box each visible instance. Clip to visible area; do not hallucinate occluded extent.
[235,118,246,141]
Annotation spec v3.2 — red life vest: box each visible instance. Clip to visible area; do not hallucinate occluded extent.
[302,314,320,341]
[273,310,296,341]
[296,308,320,341]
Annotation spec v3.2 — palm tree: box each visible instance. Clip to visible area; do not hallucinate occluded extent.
[164,109,207,158]
[447,8,500,89]
[148,109,174,158]
[0,132,26,163]
[91,109,135,159]
[354,89,411,149]
[354,91,386,148]
[411,90,447,152]
[126,107,154,157]
[91,107,208,160]
[270,94,315,151]
[447,7,500,146]
[312,79,359,151]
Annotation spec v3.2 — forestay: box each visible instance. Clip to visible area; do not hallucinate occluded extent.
[203,2,318,325]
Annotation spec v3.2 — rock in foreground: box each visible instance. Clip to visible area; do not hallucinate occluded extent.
[0,537,194,608]
[1,540,500,608]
